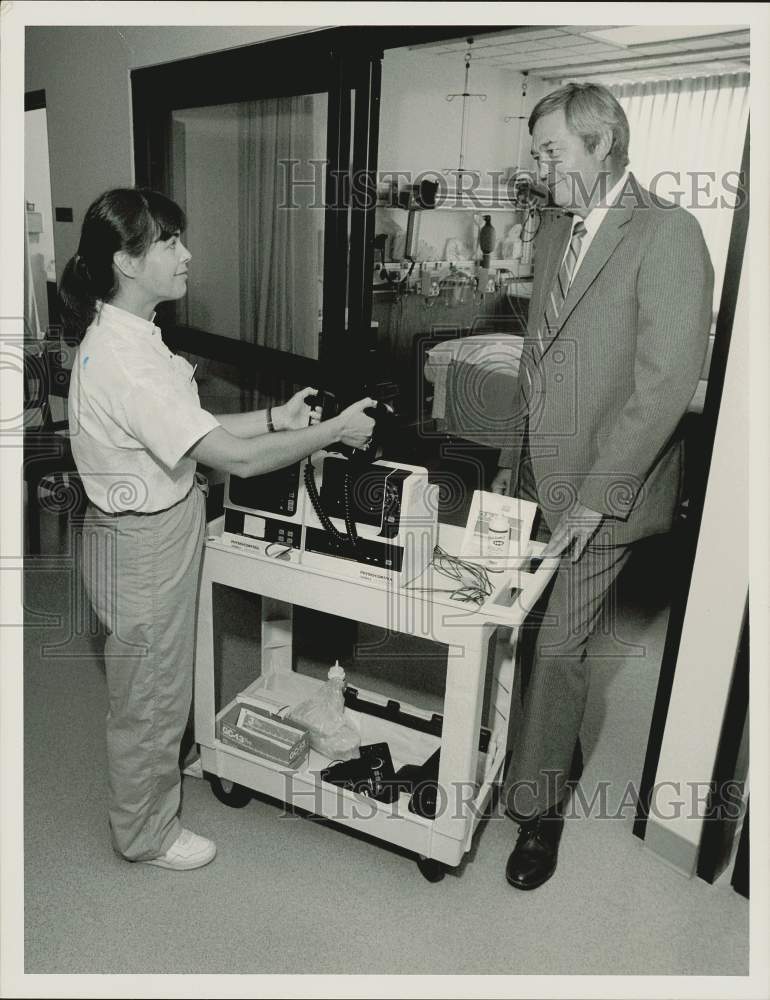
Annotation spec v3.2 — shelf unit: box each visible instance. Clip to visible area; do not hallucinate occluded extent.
[375,192,530,277]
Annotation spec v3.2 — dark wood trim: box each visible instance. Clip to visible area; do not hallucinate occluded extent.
[696,599,749,882]
[130,26,483,116]
[318,52,352,383]
[346,54,382,392]
[25,89,46,111]
[731,797,749,898]
[131,28,508,114]
[634,120,750,839]
[132,30,338,113]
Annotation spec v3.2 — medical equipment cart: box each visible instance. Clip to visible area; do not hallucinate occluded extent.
[193,517,556,881]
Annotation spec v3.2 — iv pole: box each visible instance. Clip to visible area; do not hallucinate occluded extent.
[504,73,541,275]
[504,71,529,182]
[445,38,486,184]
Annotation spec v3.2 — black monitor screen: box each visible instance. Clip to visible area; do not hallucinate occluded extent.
[227,463,301,517]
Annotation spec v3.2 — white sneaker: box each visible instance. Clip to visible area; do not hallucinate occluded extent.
[143,829,217,871]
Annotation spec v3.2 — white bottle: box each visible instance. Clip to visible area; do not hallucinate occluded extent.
[319,661,360,759]
[328,661,345,692]
[486,513,510,558]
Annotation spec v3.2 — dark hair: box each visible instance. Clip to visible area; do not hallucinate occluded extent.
[58,188,186,341]
[528,82,630,170]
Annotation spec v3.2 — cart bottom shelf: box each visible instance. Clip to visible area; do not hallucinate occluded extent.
[200,672,506,867]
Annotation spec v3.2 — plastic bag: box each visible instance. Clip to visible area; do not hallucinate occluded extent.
[288,663,360,761]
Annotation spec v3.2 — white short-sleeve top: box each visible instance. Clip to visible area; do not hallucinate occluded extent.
[68,301,221,513]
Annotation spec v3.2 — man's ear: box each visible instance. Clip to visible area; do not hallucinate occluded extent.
[596,128,614,163]
[113,250,137,281]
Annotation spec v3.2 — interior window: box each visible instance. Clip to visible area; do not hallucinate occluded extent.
[169,94,328,359]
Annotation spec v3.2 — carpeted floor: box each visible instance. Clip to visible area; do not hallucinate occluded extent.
[21,518,748,978]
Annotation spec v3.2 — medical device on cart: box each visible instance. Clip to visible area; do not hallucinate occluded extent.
[223,460,305,561]
[221,394,439,584]
[222,455,438,583]
[300,452,438,583]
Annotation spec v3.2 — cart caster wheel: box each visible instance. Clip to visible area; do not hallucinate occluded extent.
[210,775,252,808]
[416,856,446,882]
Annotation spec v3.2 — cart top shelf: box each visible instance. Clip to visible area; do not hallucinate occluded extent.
[204,516,553,632]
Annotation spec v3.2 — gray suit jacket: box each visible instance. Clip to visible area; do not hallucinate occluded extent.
[504,176,714,545]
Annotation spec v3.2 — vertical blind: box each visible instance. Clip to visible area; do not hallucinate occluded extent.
[610,73,749,315]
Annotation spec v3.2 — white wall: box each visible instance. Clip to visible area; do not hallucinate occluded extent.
[24,107,56,280]
[24,106,54,332]
[377,46,549,261]
[24,25,310,279]
[644,264,748,876]
[378,46,547,178]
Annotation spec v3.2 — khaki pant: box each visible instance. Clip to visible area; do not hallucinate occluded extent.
[80,485,206,861]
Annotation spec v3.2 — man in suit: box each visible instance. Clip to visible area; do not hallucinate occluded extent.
[491,83,714,890]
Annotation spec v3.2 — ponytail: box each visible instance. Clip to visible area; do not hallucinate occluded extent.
[58,253,103,342]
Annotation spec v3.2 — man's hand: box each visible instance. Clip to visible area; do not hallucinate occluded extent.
[490,468,512,495]
[542,501,604,562]
[273,387,320,431]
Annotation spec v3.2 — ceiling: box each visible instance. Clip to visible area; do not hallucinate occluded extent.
[410,25,750,83]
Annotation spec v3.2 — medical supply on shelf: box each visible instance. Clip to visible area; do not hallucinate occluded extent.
[216,697,310,769]
[404,545,493,606]
[288,662,361,760]
[321,742,399,803]
[486,513,510,558]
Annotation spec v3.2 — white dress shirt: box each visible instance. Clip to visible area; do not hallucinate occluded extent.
[68,302,221,513]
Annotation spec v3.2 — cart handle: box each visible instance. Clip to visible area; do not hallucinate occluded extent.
[475,556,561,629]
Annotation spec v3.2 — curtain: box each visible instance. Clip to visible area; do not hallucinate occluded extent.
[238,96,320,358]
[610,73,749,314]
[168,97,325,414]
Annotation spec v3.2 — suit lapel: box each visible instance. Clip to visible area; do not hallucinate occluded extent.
[529,213,572,334]
[521,214,571,405]
[555,204,633,333]
[538,197,635,361]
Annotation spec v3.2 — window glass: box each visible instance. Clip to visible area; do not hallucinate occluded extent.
[170,94,328,359]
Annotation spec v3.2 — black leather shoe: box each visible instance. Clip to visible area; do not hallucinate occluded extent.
[505,809,564,891]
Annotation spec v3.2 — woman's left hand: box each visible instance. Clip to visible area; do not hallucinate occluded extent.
[273,387,320,431]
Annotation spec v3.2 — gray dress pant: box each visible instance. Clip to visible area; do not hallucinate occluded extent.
[80,484,206,861]
[504,434,633,819]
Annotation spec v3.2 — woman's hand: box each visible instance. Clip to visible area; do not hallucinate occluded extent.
[332,397,376,450]
[273,387,320,431]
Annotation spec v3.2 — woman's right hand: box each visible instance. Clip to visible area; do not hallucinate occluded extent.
[333,397,376,450]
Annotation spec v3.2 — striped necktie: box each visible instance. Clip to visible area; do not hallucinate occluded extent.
[536,218,587,356]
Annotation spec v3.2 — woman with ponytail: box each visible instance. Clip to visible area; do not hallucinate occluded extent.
[64,188,374,871]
